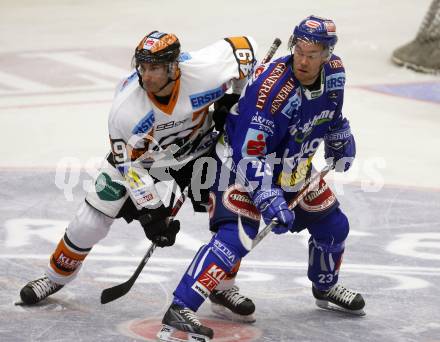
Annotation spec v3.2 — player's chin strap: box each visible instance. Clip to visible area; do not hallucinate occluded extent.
[238,165,333,252]
[136,62,181,92]
[155,64,181,93]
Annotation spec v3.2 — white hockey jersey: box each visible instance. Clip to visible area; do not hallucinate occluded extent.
[108,36,257,169]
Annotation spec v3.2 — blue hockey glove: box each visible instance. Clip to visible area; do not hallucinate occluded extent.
[252,188,295,234]
[324,118,356,172]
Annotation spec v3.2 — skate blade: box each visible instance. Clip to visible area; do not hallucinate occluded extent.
[315,299,366,316]
[211,303,256,323]
[157,325,211,342]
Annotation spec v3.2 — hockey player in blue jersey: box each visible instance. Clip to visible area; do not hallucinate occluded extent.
[157,16,365,342]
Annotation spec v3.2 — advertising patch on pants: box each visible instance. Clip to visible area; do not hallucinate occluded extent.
[191,263,227,298]
[298,179,336,212]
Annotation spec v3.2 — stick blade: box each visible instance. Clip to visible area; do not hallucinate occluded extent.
[100,282,132,304]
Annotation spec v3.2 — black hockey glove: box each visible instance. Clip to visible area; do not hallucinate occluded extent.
[139,205,180,248]
[213,93,240,132]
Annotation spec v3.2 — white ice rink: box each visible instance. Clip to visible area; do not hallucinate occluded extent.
[0,1,439,341]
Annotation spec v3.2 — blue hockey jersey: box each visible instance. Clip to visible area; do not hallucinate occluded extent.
[224,54,347,193]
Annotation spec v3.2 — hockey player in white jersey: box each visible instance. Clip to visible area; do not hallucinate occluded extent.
[19,31,257,321]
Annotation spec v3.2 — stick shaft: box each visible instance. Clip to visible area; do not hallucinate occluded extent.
[100,187,188,304]
[261,38,282,64]
[251,166,332,249]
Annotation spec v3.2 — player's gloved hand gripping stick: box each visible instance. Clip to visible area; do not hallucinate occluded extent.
[239,165,333,252]
[101,185,188,304]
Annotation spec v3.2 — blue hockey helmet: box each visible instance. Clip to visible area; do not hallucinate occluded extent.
[289,15,338,55]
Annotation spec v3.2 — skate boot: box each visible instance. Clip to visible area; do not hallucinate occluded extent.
[209,285,256,322]
[157,304,214,342]
[19,276,64,305]
[312,284,366,316]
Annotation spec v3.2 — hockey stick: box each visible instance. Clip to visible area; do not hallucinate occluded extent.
[261,37,282,64]
[101,183,187,304]
[239,165,333,252]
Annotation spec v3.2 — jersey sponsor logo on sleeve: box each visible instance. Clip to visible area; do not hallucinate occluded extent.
[132,110,155,134]
[326,72,345,91]
[242,128,268,157]
[222,184,260,222]
[177,52,192,62]
[271,78,296,114]
[189,86,225,110]
[119,71,138,92]
[256,62,287,110]
[329,59,343,69]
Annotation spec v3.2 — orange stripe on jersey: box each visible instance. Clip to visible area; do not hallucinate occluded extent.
[189,107,209,138]
[148,77,180,115]
[49,238,89,277]
[226,36,252,50]
[224,36,255,79]
[126,128,155,161]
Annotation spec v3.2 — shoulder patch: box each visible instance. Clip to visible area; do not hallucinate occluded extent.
[119,71,138,92]
[326,72,345,91]
[329,59,344,69]
[178,52,192,62]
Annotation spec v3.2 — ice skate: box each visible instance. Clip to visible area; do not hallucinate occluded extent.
[19,276,64,305]
[312,284,366,316]
[157,304,213,342]
[209,285,256,323]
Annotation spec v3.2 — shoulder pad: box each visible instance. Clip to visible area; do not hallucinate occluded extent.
[118,70,138,93]
[324,55,346,93]
[325,54,345,72]
[178,52,192,63]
